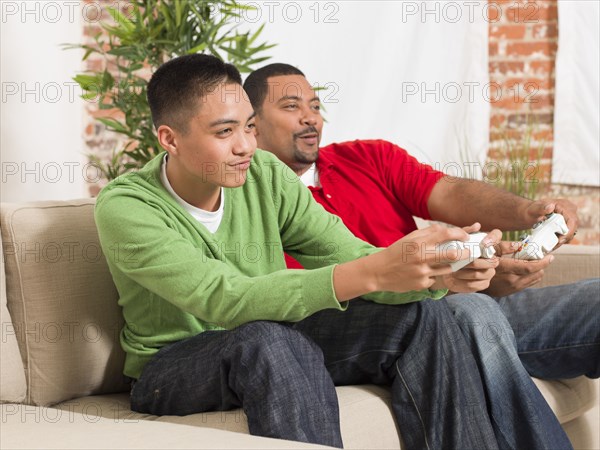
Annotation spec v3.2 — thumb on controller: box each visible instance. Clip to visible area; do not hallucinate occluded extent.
[527,200,556,222]
[461,222,481,234]
[497,240,520,256]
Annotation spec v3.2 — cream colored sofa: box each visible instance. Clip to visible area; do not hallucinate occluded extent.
[1,199,598,449]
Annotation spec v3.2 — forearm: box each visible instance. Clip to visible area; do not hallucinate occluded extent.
[427,177,534,230]
[96,194,348,329]
[333,256,378,301]
[283,176,442,303]
[333,249,447,304]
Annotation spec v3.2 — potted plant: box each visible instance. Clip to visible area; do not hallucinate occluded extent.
[485,116,550,241]
[458,114,550,241]
[65,0,274,181]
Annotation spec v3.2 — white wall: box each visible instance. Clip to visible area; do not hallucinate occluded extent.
[0,0,491,203]
[237,1,490,171]
[1,1,87,202]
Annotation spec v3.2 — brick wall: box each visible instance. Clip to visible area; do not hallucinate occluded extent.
[488,0,599,245]
[82,0,599,244]
[81,0,120,196]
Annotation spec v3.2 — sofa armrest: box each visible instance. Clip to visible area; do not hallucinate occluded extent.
[538,244,600,288]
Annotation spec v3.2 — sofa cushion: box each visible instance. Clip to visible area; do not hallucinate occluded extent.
[561,378,600,450]
[533,376,598,423]
[0,405,331,450]
[0,238,27,403]
[0,200,128,406]
[53,379,597,450]
[336,385,401,449]
[538,244,600,288]
[53,386,401,450]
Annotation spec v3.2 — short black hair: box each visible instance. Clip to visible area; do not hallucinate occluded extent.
[147,54,242,132]
[243,63,305,113]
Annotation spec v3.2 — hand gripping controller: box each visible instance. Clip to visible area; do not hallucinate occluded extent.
[513,213,569,260]
[438,232,496,272]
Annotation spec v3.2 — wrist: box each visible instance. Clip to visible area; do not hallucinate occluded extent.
[431,276,446,290]
[517,199,538,228]
[360,251,383,293]
[333,255,379,301]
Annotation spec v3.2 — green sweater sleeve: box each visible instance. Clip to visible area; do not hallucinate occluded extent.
[95,189,344,330]
[97,150,445,341]
[271,159,447,304]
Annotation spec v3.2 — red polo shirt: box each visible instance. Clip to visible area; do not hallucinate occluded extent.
[286,139,445,269]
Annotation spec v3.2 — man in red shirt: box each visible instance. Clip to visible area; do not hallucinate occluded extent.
[244,63,599,381]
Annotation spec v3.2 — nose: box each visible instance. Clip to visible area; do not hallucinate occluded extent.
[233,129,256,156]
[302,115,317,126]
[301,106,318,126]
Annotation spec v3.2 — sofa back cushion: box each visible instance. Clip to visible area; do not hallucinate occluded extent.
[0,199,129,406]
[0,238,27,403]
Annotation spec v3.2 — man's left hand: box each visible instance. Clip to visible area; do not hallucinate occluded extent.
[523,198,579,247]
[484,248,553,297]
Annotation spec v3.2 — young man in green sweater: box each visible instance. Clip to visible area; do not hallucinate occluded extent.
[95,54,571,449]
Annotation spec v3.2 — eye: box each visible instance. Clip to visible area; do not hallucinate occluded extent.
[246,123,256,132]
[311,103,321,111]
[284,104,298,110]
[216,128,232,136]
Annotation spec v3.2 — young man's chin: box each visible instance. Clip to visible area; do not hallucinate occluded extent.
[219,171,250,188]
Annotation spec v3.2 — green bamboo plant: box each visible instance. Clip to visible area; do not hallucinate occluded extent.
[459,115,549,241]
[488,117,548,241]
[65,0,274,180]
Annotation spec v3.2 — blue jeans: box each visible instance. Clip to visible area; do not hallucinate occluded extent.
[495,278,600,379]
[292,297,499,449]
[445,294,572,450]
[130,297,571,449]
[131,298,498,449]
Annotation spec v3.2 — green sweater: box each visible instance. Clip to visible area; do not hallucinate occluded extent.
[95,150,446,379]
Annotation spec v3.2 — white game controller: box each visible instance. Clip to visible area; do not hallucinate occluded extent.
[438,232,496,272]
[513,213,569,260]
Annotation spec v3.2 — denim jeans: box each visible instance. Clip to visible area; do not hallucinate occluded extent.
[131,298,500,449]
[131,320,343,446]
[130,296,571,449]
[444,294,573,450]
[495,278,600,379]
[292,297,499,449]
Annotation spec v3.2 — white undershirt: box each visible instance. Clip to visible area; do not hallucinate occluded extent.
[160,154,224,233]
[299,163,319,187]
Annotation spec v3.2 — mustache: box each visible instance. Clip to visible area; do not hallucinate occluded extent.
[293,126,319,139]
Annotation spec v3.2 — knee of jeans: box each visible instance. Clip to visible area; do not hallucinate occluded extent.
[231,321,323,361]
[448,293,502,319]
[447,294,514,331]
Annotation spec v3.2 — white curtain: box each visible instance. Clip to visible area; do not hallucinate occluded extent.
[1,1,86,202]
[239,1,490,172]
[553,0,600,186]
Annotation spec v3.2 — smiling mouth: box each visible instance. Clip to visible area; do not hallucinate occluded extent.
[229,160,252,170]
[297,133,319,144]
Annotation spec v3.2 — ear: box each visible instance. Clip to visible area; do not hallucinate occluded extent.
[157,125,179,156]
[253,114,262,137]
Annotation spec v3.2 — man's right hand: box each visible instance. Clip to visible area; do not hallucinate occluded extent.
[333,224,478,301]
[370,224,474,293]
[483,241,554,297]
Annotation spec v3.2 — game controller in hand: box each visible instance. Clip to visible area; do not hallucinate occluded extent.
[513,213,569,260]
[438,232,496,272]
